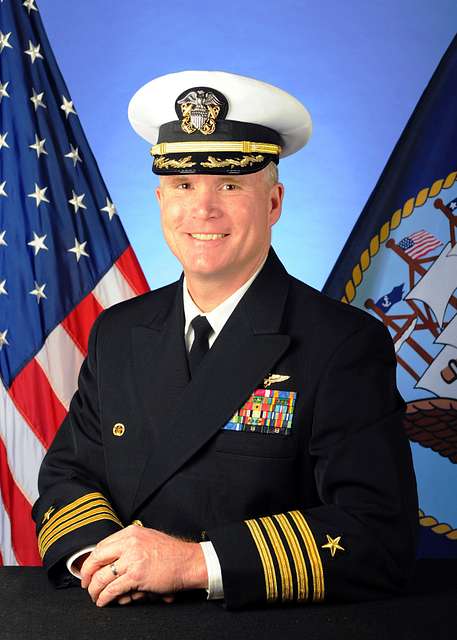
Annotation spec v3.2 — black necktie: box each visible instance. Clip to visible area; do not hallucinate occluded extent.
[188,315,213,376]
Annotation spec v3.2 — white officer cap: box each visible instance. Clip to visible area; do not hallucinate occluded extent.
[128,70,312,175]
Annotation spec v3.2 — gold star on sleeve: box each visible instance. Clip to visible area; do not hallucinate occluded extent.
[322,535,345,557]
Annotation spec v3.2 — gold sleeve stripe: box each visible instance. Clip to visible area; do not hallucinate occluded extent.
[150,141,282,157]
[40,513,122,559]
[39,507,123,558]
[40,509,122,558]
[245,519,278,601]
[288,511,325,601]
[39,492,109,537]
[274,513,309,601]
[38,504,122,552]
[38,498,115,546]
[260,517,293,602]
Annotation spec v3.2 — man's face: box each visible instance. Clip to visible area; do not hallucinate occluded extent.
[155,167,284,286]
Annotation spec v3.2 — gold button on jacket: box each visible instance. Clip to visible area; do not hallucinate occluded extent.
[112,423,125,437]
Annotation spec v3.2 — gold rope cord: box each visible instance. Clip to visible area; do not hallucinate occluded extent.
[418,509,457,541]
[340,171,457,304]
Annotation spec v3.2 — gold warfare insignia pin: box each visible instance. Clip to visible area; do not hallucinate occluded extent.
[263,373,291,388]
[322,534,345,557]
[175,86,228,136]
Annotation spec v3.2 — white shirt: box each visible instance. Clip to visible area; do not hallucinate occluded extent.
[183,262,264,351]
[67,258,266,600]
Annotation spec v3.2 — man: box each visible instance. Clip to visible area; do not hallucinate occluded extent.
[32,71,418,609]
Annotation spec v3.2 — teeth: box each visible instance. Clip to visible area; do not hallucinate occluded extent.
[190,233,227,240]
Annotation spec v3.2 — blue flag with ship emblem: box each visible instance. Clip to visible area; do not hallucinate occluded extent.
[323,35,457,558]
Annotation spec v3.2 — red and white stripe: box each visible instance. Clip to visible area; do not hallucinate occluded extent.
[404,229,443,259]
[0,246,149,565]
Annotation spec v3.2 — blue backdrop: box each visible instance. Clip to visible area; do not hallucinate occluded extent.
[37,0,457,290]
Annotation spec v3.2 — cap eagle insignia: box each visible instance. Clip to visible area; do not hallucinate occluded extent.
[177,89,224,135]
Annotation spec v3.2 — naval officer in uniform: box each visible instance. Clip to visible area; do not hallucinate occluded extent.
[33,71,418,609]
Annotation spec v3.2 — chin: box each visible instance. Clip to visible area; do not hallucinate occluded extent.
[186,256,229,276]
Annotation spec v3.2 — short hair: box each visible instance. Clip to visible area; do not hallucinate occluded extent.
[264,161,279,186]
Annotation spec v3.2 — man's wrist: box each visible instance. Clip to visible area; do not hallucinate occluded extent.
[181,541,208,590]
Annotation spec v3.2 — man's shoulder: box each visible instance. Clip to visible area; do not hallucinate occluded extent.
[287,274,386,338]
[98,280,180,328]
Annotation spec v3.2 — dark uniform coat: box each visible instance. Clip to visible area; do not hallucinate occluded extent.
[33,249,418,609]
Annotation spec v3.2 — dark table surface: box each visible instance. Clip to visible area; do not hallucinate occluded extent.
[0,561,455,640]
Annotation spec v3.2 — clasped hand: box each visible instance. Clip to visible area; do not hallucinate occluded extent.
[79,525,208,607]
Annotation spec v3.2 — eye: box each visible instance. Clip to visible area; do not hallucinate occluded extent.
[221,183,239,191]
[176,182,191,190]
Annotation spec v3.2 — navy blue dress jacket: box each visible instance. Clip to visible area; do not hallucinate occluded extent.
[33,249,418,608]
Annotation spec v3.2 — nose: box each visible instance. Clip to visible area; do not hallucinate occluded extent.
[191,188,221,219]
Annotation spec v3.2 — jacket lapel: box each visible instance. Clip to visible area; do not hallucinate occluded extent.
[131,285,189,422]
[132,249,292,512]
[128,283,190,513]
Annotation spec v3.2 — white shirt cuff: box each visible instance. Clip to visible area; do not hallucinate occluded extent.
[66,545,96,579]
[199,540,224,600]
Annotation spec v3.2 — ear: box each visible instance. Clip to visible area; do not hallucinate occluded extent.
[269,182,284,226]
[155,185,162,206]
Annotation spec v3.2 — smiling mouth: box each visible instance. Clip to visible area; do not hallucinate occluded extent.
[189,233,228,240]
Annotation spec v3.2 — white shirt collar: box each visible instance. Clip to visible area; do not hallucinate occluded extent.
[183,256,267,350]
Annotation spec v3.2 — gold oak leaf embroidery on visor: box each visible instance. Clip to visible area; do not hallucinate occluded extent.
[200,155,265,169]
[153,155,197,170]
[38,492,123,559]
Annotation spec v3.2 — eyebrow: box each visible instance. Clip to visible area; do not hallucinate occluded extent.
[160,176,190,186]
[214,176,244,184]
[161,175,246,186]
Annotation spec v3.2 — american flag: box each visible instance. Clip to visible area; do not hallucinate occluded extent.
[0,1,149,565]
[398,229,443,259]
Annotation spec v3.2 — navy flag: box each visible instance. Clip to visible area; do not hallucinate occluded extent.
[0,1,149,565]
[375,284,404,313]
[323,36,457,557]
